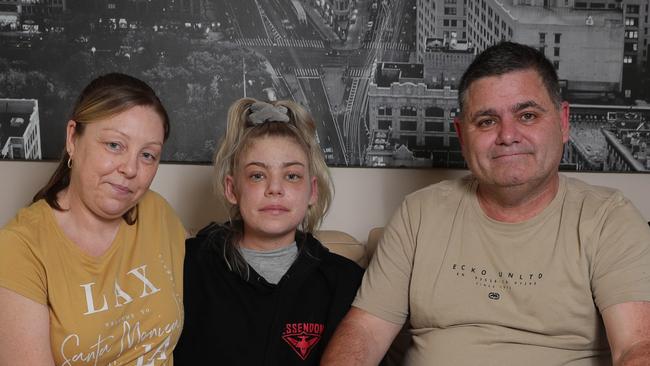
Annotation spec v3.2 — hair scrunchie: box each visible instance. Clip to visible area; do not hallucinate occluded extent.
[247,101,290,125]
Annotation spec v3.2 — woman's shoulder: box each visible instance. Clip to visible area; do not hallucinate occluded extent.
[1,200,52,241]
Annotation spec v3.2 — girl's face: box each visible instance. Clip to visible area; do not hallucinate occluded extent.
[225,135,318,250]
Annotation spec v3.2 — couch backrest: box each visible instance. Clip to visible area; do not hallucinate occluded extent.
[314,230,368,267]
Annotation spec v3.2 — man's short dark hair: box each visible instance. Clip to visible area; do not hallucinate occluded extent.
[457,41,562,114]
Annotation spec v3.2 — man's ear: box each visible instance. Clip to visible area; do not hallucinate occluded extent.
[453,117,464,147]
[560,101,570,143]
[65,120,77,157]
[224,175,238,205]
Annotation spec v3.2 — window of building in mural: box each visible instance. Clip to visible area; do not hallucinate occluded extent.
[400,120,418,131]
[378,120,392,130]
[378,106,393,116]
[400,106,418,117]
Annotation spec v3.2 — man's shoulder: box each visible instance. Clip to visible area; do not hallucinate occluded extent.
[563,175,625,207]
[405,175,474,204]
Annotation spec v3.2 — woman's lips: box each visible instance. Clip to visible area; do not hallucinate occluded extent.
[110,183,133,195]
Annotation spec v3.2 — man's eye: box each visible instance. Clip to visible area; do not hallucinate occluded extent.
[477,119,496,128]
[521,112,536,121]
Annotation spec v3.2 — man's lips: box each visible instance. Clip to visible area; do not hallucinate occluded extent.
[491,151,531,159]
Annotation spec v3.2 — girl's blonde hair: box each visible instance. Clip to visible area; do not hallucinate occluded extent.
[214,97,333,232]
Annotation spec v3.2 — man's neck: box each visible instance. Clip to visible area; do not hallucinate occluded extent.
[476,174,561,223]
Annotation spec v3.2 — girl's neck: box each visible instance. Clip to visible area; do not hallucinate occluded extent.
[239,230,298,252]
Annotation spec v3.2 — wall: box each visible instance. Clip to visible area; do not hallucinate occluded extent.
[2,160,649,242]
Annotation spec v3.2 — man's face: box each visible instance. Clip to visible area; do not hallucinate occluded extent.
[454,69,570,189]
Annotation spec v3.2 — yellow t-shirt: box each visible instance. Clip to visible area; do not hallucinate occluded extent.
[0,190,185,366]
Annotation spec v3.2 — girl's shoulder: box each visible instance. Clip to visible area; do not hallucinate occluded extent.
[185,222,232,253]
[304,234,364,277]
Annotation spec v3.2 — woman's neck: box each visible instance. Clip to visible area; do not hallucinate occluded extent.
[53,188,122,257]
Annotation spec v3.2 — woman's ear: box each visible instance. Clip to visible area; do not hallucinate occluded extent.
[65,120,77,157]
[224,175,239,205]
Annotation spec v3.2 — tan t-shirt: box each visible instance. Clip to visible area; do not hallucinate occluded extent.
[0,190,185,366]
[354,175,650,366]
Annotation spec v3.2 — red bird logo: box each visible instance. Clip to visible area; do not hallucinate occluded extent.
[282,333,321,360]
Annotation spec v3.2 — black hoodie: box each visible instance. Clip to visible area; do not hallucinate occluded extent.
[174,223,364,366]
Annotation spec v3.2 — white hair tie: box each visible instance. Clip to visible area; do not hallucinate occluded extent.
[247,101,290,125]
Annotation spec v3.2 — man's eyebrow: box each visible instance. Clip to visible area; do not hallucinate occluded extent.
[469,108,498,121]
[468,101,548,121]
[512,100,547,113]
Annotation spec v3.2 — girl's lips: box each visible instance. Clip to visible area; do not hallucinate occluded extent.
[260,205,289,213]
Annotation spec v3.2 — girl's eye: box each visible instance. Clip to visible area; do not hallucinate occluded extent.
[250,173,264,181]
[287,173,302,181]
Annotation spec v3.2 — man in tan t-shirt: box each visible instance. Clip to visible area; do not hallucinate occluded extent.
[321,42,650,366]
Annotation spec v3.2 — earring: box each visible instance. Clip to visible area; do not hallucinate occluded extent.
[67,157,72,169]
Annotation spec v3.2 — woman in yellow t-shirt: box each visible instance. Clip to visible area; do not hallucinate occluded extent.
[0,73,185,365]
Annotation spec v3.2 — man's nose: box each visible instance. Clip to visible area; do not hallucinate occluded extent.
[495,118,522,145]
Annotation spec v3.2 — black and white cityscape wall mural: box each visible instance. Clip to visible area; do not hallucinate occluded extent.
[1,0,650,172]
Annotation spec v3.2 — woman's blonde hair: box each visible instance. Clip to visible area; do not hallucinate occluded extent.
[213,98,333,233]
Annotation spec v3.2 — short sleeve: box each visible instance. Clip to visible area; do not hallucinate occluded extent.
[353,199,418,325]
[590,194,650,311]
[0,228,48,305]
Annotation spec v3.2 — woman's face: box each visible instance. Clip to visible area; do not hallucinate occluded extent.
[66,105,165,221]
[225,135,318,250]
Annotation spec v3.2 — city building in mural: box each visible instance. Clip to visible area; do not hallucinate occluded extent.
[0,99,41,160]
[0,0,649,172]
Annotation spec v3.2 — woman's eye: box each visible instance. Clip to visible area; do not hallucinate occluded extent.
[106,142,122,151]
[142,152,158,162]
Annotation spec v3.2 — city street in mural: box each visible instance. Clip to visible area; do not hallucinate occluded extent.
[1,0,649,172]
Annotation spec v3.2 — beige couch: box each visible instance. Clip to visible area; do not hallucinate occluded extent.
[315,227,384,268]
